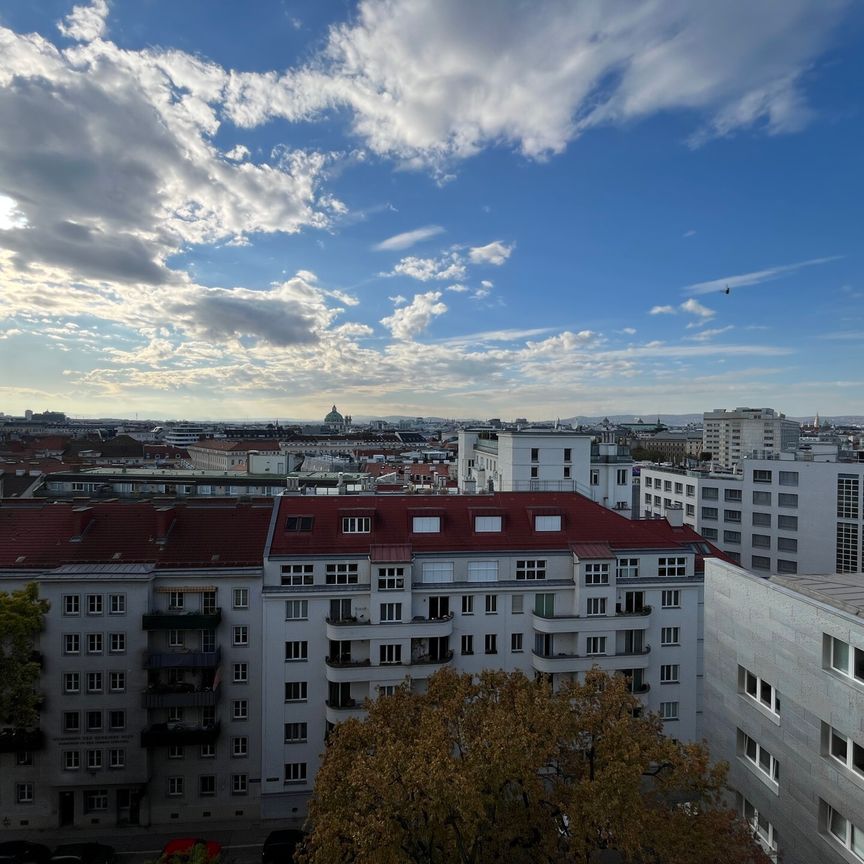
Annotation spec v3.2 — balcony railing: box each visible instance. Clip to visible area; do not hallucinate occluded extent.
[325,656,371,668]
[142,683,221,708]
[0,728,45,753]
[142,609,222,630]
[143,646,221,669]
[140,721,221,747]
[410,650,454,666]
[325,698,358,709]
[615,605,652,617]
[618,645,652,656]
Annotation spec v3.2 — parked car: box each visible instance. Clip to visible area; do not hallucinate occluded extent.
[49,844,115,864]
[159,840,222,864]
[261,831,306,864]
[0,842,51,864]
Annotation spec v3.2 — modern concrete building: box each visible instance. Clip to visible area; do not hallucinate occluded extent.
[640,443,864,576]
[704,560,864,864]
[457,428,633,512]
[258,493,713,819]
[702,407,800,469]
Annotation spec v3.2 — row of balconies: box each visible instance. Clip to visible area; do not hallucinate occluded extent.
[142,646,222,669]
[142,682,221,708]
[142,609,222,630]
[140,721,220,747]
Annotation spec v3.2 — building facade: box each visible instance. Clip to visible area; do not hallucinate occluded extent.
[702,407,800,469]
[704,560,864,864]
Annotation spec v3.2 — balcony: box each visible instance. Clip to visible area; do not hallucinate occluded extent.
[142,683,221,709]
[325,614,454,641]
[143,646,221,669]
[531,650,651,675]
[140,721,221,747]
[410,649,454,667]
[532,607,651,635]
[325,699,367,724]
[0,728,45,753]
[142,609,222,630]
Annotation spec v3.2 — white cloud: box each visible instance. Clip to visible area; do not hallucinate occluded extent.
[58,0,109,42]
[650,305,676,315]
[445,284,468,293]
[385,253,466,282]
[684,256,841,295]
[619,327,637,335]
[680,298,715,319]
[469,240,514,266]
[225,144,251,161]
[380,291,448,340]
[388,294,407,305]
[686,325,734,342]
[683,229,696,238]
[374,225,445,251]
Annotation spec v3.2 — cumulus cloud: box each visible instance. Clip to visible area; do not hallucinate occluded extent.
[58,0,109,42]
[650,305,676,315]
[384,253,467,282]
[469,240,514,266]
[225,144,251,161]
[380,291,448,340]
[445,284,468,293]
[680,298,715,319]
[374,225,445,251]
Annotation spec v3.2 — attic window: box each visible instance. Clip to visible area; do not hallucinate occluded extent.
[534,515,562,532]
[285,516,314,532]
[412,516,440,533]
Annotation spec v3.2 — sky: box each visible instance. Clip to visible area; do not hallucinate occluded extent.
[0,0,862,422]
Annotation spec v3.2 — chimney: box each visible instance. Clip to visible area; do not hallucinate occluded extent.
[70,506,95,542]
[155,506,176,544]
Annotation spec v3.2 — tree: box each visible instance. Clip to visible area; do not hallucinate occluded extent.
[0,582,49,729]
[300,668,770,864]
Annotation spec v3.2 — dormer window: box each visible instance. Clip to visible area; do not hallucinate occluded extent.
[474,516,502,533]
[412,516,440,533]
[285,516,314,531]
[534,515,562,532]
[342,517,371,533]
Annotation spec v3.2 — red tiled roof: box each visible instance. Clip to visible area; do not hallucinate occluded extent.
[369,544,413,562]
[269,492,716,558]
[570,542,614,560]
[188,439,280,452]
[0,500,273,569]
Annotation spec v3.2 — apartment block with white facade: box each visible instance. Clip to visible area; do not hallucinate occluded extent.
[702,407,800,469]
[0,500,271,831]
[259,492,715,819]
[640,443,864,576]
[704,560,864,864]
[457,429,633,512]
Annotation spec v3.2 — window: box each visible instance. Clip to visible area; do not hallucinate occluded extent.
[168,777,184,797]
[753,470,772,484]
[740,731,779,785]
[563,466,571,479]
[724,489,742,503]
[342,516,371,533]
[531,466,539,479]
[838,475,860,519]
[16,750,33,767]
[515,559,546,581]
[584,563,609,585]
[461,595,474,615]
[64,672,80,694]
[752,534,771,549]
[422,562,454,583]
[284,763,307,784]
[285,600,308,620]
[485,594,497,614]
[530,448,539,462]
[825,802,864,861]
[661,627,680,646]
[534,515,562,532]
[83,789,108,812]
[86,750,103,771]
[778,470,798,487]
[752,512,772,527]
[509,596,523,616]
[660,664,679,684]
[777,537,797,553]
[167,590,184,610]
[723,509,741,523]
[285,641,308,662]
[109,671,126,692]
[63,712,80,733]
[701,507,718,520]
[837,523,860,573]
[380,602,402,622]
[16,782,34,804]
[826,724,864,778]
[702,527,718,540]
[285,681,307,702]
[87,633,103,654]
[615,469,627,485]
[108,748,124,769]
[534,593,554,617]
[723,530,741,544]
[199,776,216,797]
[108,593,125,615]
[660,702,679,720]
[702,487,719,500]
[232,774,248,795]
[461,635,474,655]
[87,594,103,615]
[109,633,126,653]
[326,563,359,585]
[658,557,686,577]
[739,797,779,853]
[485,634,498,655]
[84,673,104,695]
[751,555,771,570]
[168,707,184,723]
[87,711,103,731]
[474,516,502,532]
[827,634,864,683]
[168,629,185,649]
[285,516,314,531]
[686,484,695,497]
[586,636,606,656]
[284,722,308,742]
[63,595,80,616]
[616,558,639,579]
[586,597,607,617]
[233,662,248,683]
[200,744,215,759]
[378,567,405,590]
[662,590,681,608]
[564,448,572,462]
[778,493,798,508]
[233,626,248,646]
[281,564,314,586]
[740,667,780,715]
[664,481,672,492]
[233,588,249,609]
[590,469,599,486]
[412,516,441,533]
[63,750,80,771]
[511,633,523,653]
[777,514,797,531]
[232,699,248,721]
[380,644,402,664]
[752,490,771,505]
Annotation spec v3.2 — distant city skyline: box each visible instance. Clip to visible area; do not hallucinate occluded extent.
[0,1,862,418]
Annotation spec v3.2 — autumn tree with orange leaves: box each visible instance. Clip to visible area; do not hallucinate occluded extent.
[299,667,770,864]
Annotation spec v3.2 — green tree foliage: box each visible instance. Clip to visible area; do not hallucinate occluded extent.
[0,582,49,728]
[301,668,770,864]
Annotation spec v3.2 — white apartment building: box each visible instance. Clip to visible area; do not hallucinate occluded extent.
[702,407,800,469]
[457,429,633,512]
[0,501,271,831]
[187,439,281,472]
[640,443,864,576]
[259,492,712,819]
[704,560,864,864]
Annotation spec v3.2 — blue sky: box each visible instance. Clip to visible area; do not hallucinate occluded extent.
[0,0,861,420]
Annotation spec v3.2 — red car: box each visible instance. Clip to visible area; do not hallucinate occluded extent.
[159,841,221,864]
